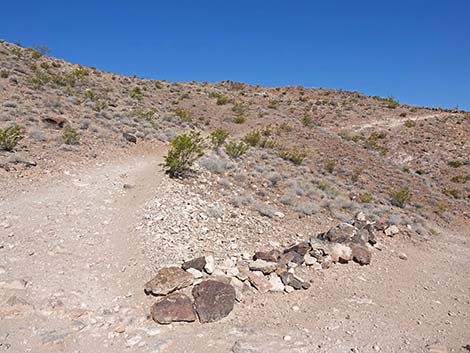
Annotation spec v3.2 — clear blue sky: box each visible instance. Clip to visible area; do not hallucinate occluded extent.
[2,0,469,110]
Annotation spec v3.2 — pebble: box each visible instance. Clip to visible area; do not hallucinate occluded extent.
[126,335,143,347]
[204,255,216,274]
[399,253,408,260]
[283,335,292,341]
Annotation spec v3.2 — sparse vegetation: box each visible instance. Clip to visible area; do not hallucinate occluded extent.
[450,175,470,183]
[225,140,249,158]
[404,119,416,128]
[210,129,229,150]
[130,87,143,100]
[358,192,373,203]
[0,125,24,151]
[443,188,461,199]
[173,108,192,123]
[278,148,307,165]
[384,96,400,109]
[243,130,261,147]
[233,114,246,124]
[448,160,463,168]
[163,132,205,178]
[302,115,316,128]
[62,128,80,145]
[391,187,412,208]
[324,160,336,173]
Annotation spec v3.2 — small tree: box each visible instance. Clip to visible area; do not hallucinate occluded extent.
[163,132,204,178]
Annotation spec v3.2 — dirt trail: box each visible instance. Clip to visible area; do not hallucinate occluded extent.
[350,113,447,132]
[0,148,166,351]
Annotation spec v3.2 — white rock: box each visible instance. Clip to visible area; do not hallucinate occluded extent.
[283,335,292,341]
[267,273,285,292]
[285,285,295,293]
[0,266,6,275]
[385,225,400,237]
[304,254,317,266]
[186,268,203,278]
[249,259,278,274]
[356,211,366,221]
[204,255,216,274]
[225,267,239,277]
[330,243,352,263]
[0,279,27,290]
[126,335,142,347]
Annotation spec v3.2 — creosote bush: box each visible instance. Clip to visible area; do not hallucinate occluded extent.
[62,128,80,145]
[391,187,412,208]
[225,140,249,158]
[278,148,307,165]
[404,119,416,128]
[0,125,24,151]
[163,132,204,178]
[210,129,229,150]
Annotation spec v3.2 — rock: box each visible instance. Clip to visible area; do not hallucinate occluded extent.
[144,267,193,296]
[182,256,206,271]
[123,132,137,143]
[249,259,278,274]
[399,253,408,260]
[192,280,236,323]
[330,243,352,263]
[253,251,278,263]
[186,268,203,279]
[278,251,304,267]
[309,238,330,255]
[267,273,285,292]
[385,225,400,237]
[356,211,366,221]
[284,241,310,256]
[6,155,37,166]
[321,255,332,269]
[0,279,27,290]
[319,223,356,243]
[279,272,310,290]
[126,335,143,347]
[247,271,273,293]
[0,266,5,275]
[230,277,245,302]
[232,336,309,353]
[204,255,216,274]
[150,293,196,324]
[225,267,239,277]
[426,344,449,353]
[42,116,68,128]
[284,285,295,293]
[303,254,317,266]
[351,244,372,265]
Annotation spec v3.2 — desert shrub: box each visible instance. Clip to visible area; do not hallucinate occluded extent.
[243,130,261,146]
[199,155,229,174]
[399,112,407,117]
[173,108,192,123]
[391,187,412,208]
[10,47,23,57]
[450,175,470,183]
[404,119,416,128]
[232,102,248,115]
[73,67,89,80]
[443,188,461,199]
[302,115,316,128]
[225,140,249,158]
[358,192,373,203]
[266,172,281,186]
[0,70,8,79]
[280,191,296,205]
[214,94,229,105]
[324,160,336,173]
[365,131,388,155]
[32,45,51,57]
[130,87,143,100]
[163,132,204,178]
[0,125,24,151]
[295,201,319,215]
[231,194,252,208]
[84,90,99,101]
[154,81,163,89]
[384,96,399,109]
[278,148,306,165]
[254,202,279,218]
[210,129,229,149]
[448,160,463,168]
[62,128,80,145]
[233,114,246,124]
[268,100,279,109]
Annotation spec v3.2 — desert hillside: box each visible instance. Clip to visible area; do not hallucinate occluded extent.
[0,41,469,353]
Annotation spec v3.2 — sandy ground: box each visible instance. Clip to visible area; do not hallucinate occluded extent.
[0,146,469,353]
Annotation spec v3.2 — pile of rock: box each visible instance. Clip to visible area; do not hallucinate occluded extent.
[144,213,395,325]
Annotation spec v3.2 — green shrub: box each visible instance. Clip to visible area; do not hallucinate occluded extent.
[84,90,99,101]
[385,96,400,109]
[391,187,412,208]
[73,67,89,80]
[443,188,461,199]
[448,160,463,168]
[268,100,279,109]
[130,87,143,100]
[210,129,229,149]
[10,47,23,57]
[163,132,204,178]
[0,70,8,78]
[62,128,80,145]
[278,148,307,165]
[243,130,261,146]
[225,140,249,158]
[233,115,246,124]
[215,94,229,105]
[173,108,192,122]
[358,192,373,203]
[404,119,416,128]
[232,103,248,115]
[0,125,24,151]
[450,175,469,183]
[302,115,316,128]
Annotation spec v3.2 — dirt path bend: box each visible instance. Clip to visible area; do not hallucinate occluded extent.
[0,148,166,351]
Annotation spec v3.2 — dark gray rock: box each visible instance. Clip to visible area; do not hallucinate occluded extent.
[192,280,236,323]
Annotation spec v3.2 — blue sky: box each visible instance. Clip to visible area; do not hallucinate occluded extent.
[2,0,469,110]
